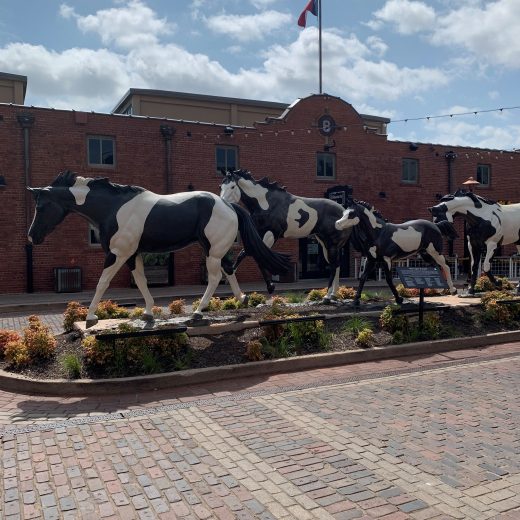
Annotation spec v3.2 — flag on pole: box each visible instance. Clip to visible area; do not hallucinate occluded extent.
[297,0,318,27]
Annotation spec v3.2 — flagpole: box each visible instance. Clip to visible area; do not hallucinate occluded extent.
[318,0,322,93]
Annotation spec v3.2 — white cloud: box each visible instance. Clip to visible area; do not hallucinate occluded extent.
[370,0,436,35]
[61,0,173,49]
[366,36,388,57]
[431,0,520,69]
[203,10,292,42]
[249,0,277,9]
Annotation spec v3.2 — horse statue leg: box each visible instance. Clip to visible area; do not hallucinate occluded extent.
[221,255,248,306]
[129,254,155,322]
[354,257,376,306]
[482,240,501,290]
[381,257,404,305]
[320,242,340,302]
[192,255,223,318]
[86,253,129,328]
[423,245,457,295]
[467,238,481,294]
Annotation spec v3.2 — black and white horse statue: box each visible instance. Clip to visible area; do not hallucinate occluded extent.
[28,171,291,327]
[429,189,520,294]
[335,199,458,305]
[220,169,351,301]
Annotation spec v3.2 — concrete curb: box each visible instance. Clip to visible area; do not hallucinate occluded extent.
[2,330,520,397]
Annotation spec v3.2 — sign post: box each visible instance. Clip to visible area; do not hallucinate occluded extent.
[396,266,448,327]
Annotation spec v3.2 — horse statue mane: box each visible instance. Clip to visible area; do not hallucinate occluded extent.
[351,198,386,220]
[441,189,497,207]
[49,170,144,195]
[233,169,287,193]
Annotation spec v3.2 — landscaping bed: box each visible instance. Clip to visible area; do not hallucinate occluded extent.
[2,286,520,382]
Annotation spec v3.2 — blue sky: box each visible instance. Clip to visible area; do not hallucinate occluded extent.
[0,0,519,150]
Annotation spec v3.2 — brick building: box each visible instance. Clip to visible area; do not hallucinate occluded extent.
[0,73,519,294]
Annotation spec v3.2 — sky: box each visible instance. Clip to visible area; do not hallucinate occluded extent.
[0,0,519,150]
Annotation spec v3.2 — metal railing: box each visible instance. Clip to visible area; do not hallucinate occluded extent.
[354,255,459,281]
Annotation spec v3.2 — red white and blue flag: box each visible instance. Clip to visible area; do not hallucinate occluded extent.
[297,0,318,27]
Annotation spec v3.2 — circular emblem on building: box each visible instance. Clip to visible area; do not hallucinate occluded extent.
[318,114,336,136]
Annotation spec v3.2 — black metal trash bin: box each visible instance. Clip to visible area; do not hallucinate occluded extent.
[54,267,82,293]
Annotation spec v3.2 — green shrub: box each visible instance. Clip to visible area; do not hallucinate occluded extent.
[474,275,514,293]
[271,295,288,306]
[380,305,409,334]
[130,307,145,319]
[82,335,114,367]
[396,284,419,298]
[481,291,518,323]
[283,292,307,304]
[222,297,241,310]
[248,292,267,307]
[152,306,164,318]
[61,354,82,379]
[306,288,327,301]
[343,317,373,336]
[96,300,130,320]
[355,328,374,348]
[192,297,222,311]
[286,319,330,351]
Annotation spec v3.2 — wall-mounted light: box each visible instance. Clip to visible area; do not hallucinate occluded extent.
[0,176,6,189]
[187,183,195,191]
[409,143,419,151]
[224,126,234,136]
[435,193,443,200]
[378,191,386,198]
[324,139,336,152]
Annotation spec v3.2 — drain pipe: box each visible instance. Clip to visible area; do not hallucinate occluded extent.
[445,150,457,256]
[17,112,35,293]
[160,124,176,284]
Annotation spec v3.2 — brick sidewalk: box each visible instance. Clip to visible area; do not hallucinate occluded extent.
[1,343,520,519]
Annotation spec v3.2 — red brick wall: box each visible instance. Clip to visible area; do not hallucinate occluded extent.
[1,95,519,294]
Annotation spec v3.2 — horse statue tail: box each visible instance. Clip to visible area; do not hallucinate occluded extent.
[435,220,458,240]
[230,203,291,274]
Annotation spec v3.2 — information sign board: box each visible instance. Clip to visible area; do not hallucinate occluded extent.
[396,267,448,289]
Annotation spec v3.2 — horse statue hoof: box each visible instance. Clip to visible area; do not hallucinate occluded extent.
[190,311,204,321]
[142,313,154,323]
[395,296,404,305]
[241,294,249,307]
[267,282,276,294]
[450,288,458,295]
[85,317,98,328]
[353,299,361,307]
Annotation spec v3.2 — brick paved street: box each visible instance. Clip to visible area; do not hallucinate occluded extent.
[1,342,519,519]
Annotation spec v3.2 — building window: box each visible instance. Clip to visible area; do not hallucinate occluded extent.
[216,146,237,175]
[477,164,491,187]
[88,224,101,246]
[402,158,419,184]
[88,136,115,166]
[317,153,335,179]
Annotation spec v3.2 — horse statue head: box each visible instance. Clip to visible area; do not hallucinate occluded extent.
[219,169,242,204]
[27,171,80,244]
[428,189,497,223]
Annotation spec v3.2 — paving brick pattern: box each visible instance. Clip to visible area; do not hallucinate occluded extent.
[1,347,520,519]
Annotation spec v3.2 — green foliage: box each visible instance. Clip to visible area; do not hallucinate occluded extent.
[192,296,222,311]
[396,284,419,298]
[152,306,164,318]
[379,305,409,334]
[61,354,82,379]
[4,340,30,368]
[355,328,374,348]
[130,307,145,319]
[283,292,307,303]
[474,275,514,293]
[306,288,327,301]
[343,317,373,336]
[480,291,519,323]
[142,252,169,266]
[248,292,267,307]
[222,297,241,310]
[287,319,330,351]
[82,325,191,377]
